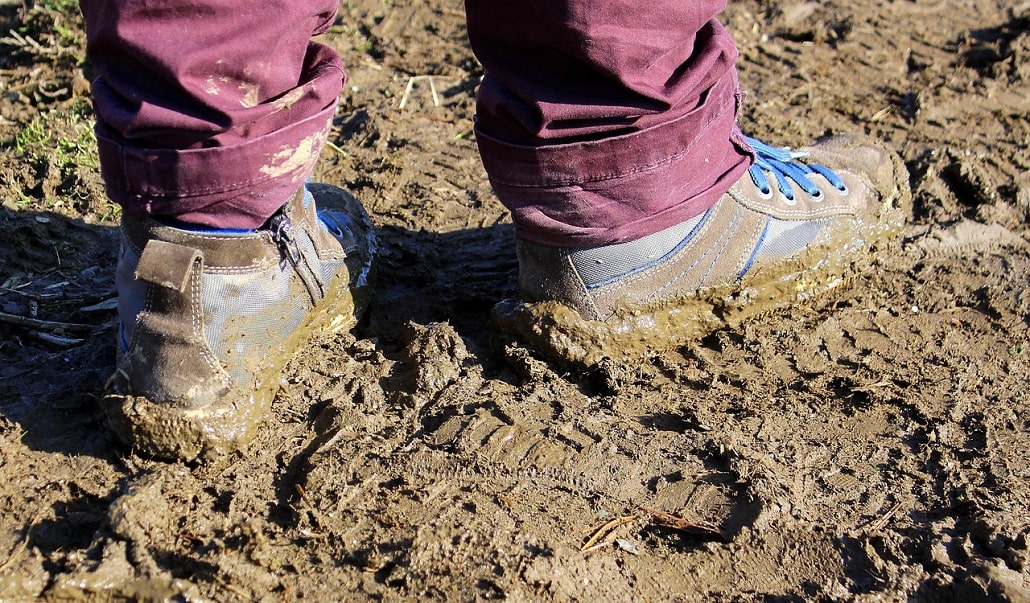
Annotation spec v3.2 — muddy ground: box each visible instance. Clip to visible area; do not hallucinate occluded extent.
[1,0,1029,600]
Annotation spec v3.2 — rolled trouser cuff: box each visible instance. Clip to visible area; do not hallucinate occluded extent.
[97,102,336,230]
[476,74,752,248]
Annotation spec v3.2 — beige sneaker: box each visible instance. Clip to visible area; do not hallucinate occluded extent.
[103,183,376,460]
[494,134,910,367]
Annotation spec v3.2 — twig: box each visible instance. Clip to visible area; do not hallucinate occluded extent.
[0,508,46,573]
[427,77,440,107]
[0,534,29,574]
[582,531,621,554]
[0,311,92,334]
[5,30,42,49]
[580,514,638,551]
[324,140,347,157]
[399,77,416,109]
[865,501,903,531]
[398,75,441,109]
[81,298,118,312]
[294,484,326,532]
[638,506,723,539]
[32,332,84,348]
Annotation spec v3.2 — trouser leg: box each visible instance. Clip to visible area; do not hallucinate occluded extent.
[465,0,752,247]
[80,0,344,229]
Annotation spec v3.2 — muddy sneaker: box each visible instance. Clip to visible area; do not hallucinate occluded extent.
[102,183,376,461]
[494,134,910,368]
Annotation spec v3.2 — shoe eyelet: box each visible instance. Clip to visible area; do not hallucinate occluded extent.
[810,189,825,202]
[757,186,774,200]
[782,192,797,206]
[835,183,849,196]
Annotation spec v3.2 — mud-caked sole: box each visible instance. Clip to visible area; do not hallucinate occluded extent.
[494,149,911,369]
[102,186,376,461]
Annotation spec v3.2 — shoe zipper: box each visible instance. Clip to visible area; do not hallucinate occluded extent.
[269,213,324,304]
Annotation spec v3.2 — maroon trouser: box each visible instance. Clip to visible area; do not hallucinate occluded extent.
[81,0,751,247]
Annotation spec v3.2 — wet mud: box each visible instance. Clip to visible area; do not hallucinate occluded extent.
[1,0,1029,600]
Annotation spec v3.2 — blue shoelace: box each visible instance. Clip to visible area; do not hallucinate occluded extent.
[745,136,848,201]
[318,211,353,239]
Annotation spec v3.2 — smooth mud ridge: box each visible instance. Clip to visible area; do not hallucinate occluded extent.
[2,0,1029,601]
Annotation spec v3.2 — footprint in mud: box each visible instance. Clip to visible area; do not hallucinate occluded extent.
[424,406,590,473]
[422,391,761,544]
[905,219,1026,259]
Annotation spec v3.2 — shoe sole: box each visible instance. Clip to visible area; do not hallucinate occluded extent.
[101,185,376,461]
[493,148,912,369]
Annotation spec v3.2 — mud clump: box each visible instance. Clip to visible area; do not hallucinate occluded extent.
[396,321,472,403]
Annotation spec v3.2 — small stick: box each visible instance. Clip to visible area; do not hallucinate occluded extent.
[294,484,326,531]
[6,30,42,49]
[33,332,84,348]
[0,310,92,334]
[866,501,903,531]
[638,506,723,538]
[427,76,440,107]
[582,531,621,554]
[295,483,315,506]
[324,140,347,157]
[0,509,45,573]
[0,535,29,573]
[580,514,638,551]
[81,298,118,312]
[398,76,417,109]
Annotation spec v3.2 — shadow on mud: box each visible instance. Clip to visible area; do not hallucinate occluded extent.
[265,221,520,528]
[1,202,521,460]
[0,207,119,458]
[363,222,518,350]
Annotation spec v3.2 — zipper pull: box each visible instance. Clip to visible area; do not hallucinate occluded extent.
[269,213,302,265]
[268,211,324,304]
